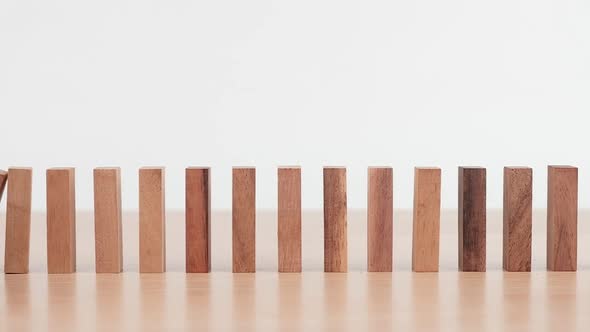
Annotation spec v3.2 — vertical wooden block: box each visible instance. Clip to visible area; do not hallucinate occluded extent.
[139,167,166,273]
[412,167,441,272]
[232,167,256,273]
[547,165,577,271]
[0,169,7,203]
[46,168,77,274]
[367,167,393,272]
[278,167,302,273]
[186,167,211,273]
[4,168,32,274]
[458,167,486,272]
[503,167,532,272]
[323,167,347,272]
[94,167,123,273]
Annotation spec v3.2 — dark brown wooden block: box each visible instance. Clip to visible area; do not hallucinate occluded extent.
[278,166,302,273]
[412,167,441,272]
[232,167,256,273]
[46,168,77,274]
[503,167,532,272]
[323,167,347,272]
[139,167,166,273]
[458,167,486,272]
[547,165,577,271]
[367,167,393,272]
[186,167,211,273]
[0,169,7,203]
[4,168,32,274]
[94,167,123,273]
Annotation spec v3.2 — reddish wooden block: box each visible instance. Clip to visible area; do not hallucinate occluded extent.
[0,169,7,203]
[94,167,123,273]
[412,167,441,272]
[367,167,393,272]
[503,167,532,272]
[186,167,211,273]
[46,168,77,274]
[323,167,347,272]
[547,165,577,271]
[4,168,33,274]
[278,167,302,273]
[139,167,166,273]
[458,167,486,272]
[232,167,256,273]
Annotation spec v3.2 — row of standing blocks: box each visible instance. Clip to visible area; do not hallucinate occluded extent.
[0,165,577,274]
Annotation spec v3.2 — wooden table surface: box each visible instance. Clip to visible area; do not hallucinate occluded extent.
[1,210,589,331]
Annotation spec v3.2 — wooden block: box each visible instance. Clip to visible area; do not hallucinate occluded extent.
[547,165,578,271]
[94,167,123,273]
[186,167,211,273]
[278,167,302,273]
[139,167,166,273]
[4,168,32,274]
[0,169,7,203]
[367,167,393,272]
[232,167,256,273]
[458,167,486,272]
[503,167,532,272]
[412,167,441,272]
[46,168,77,274]
[323,167,347,272]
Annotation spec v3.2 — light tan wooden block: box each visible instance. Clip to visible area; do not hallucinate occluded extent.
[232,167,256,273]
[186,167,211,273]
[323,167,347,272]
[503,167,532,272]
[139,167,166,273]
[278,167,302,273]
[0,169,7,203]
[367,167,393,272]
[412,167,441,272]
[4,168,32,274]
[94,167,123,273]
[547,165,577,271]
[46,168,77,274]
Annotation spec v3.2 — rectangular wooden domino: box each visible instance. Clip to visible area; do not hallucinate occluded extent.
[278,167,302,273]
[503,167,532,272]
[94,167,123,273]
[46,168,77,274]
[186,167,211,273]
[232,167,256,273]
[139,167,166,273]
[4,167,33,274]
[367,167,393,272]
[547,165,577,271]
[458,167,486,272]
[412,167,441,272]
[323,167,347,272]
[0,169,7,202]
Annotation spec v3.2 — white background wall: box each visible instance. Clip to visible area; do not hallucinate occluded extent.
[1,0,589,211]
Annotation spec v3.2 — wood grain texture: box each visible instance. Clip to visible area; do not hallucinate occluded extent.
[278,167,302,273]
[46,168,77,274]
[367,167,393,272]
[186,167,211,273]
[458,167,486,272]
[503,167,532,272]
[0,169,7,203]
[412,167,441,272]
[547,165,577,271]
[93,167,123,273]
[323,167,347,272]
[232,167,256,273]
[4,168,33,274]
[139,167,166,273]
